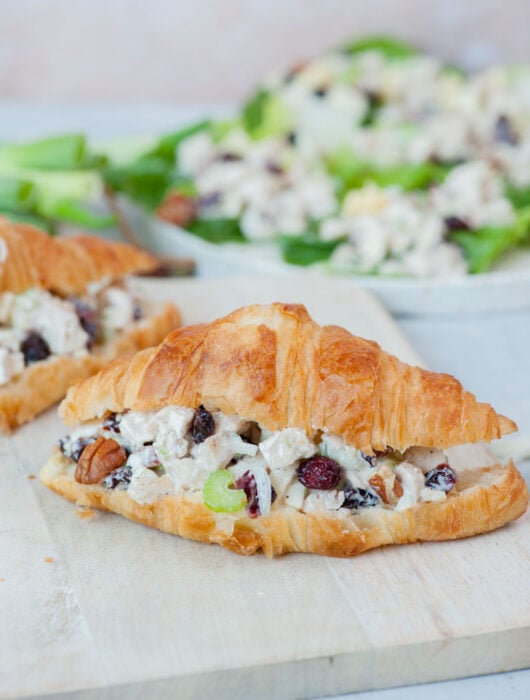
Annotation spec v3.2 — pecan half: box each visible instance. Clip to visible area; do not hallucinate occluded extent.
[75,437,127,484]
[156,192,196,226]
[368,474,388,503]
[369,467,403,505]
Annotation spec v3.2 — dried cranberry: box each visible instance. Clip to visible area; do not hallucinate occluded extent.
[102,412,121,434]
[265,161,284,176]
[198,192,221,209]
[444,216,471,233]
[219,152,242,162]
[235,471,260,517]
[20,331,50,365]
[72,298,99,348]
[234,470,275,518]
[192,405,215,444]
[342,483,379,509]
[102,465,132,490]
[425,464,457,492]
[296,456,342,490]
[494,115,518,146]
[313,86,328,98]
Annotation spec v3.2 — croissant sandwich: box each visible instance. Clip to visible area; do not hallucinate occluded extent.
[0,217,181,430]
[40,303,528,557]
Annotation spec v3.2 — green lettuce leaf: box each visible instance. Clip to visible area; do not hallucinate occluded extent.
[0,134,89,170]
[242,89,291,138]
[186,217,246,244]
[505,182,530,209]
[278,232,342,266]
[343,36,418,59]
[149,120,211,164]
[451,207,530,273]
[327,147,450,196]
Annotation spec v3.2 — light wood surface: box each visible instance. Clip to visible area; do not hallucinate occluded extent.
[1,277,528,699]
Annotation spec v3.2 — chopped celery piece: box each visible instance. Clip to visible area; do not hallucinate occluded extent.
[242,89,271,134]
[343,35,418,59]
[0,134,87,170]
[203,470,247,513]
[242,89,291,139]
[210,118,241,143]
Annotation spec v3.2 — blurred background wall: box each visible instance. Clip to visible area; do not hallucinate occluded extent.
[1,0,528,102]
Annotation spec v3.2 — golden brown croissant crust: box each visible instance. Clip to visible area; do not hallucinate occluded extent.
[0,217,157,295]
[60,303,516,453]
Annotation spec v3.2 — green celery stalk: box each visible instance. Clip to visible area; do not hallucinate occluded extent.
[0,134,87,170]
[0,178,37,211]
[42,199,115,229]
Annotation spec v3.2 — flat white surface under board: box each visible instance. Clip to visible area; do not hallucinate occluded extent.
[0,276,528,700]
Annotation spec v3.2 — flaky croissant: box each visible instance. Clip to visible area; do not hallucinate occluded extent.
[0,218,180,430]
[41,303,528,557]
[0,217,157,295]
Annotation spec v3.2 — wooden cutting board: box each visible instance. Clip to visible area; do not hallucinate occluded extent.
[1,277,529,699]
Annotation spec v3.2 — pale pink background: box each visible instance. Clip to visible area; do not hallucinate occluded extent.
[1,0,529,102]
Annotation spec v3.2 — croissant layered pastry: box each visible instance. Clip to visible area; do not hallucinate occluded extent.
[40,303,528,557]
[0,217,181,430]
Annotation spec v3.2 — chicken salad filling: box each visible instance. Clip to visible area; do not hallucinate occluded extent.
[59,404,458,517]
[107,37,529,278]
[0,278,145,386]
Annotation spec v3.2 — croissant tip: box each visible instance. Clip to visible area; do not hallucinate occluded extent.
[498,414,518,436]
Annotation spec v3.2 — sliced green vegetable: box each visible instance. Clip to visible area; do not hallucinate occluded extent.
[210,118,241,143]
[203,470,247,513]
[149,120,211,164]
[370,162,451,190]
[279,232,343,266]
[103,157,174,209]
[102,120,210,209]
[0,178,37,211]
[0,134,88,170]
[451,207,530,273]
[0,208,54,233]
[41,199,115,229]
[242,88,271,134]
[187,217,246,244]
[327,147,450,196]
[505,182,530,209]
[343,35,418,59]
[242,89,291,139]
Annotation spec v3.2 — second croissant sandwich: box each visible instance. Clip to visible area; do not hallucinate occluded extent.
[40,303,528,557]
[0,217,181,430]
